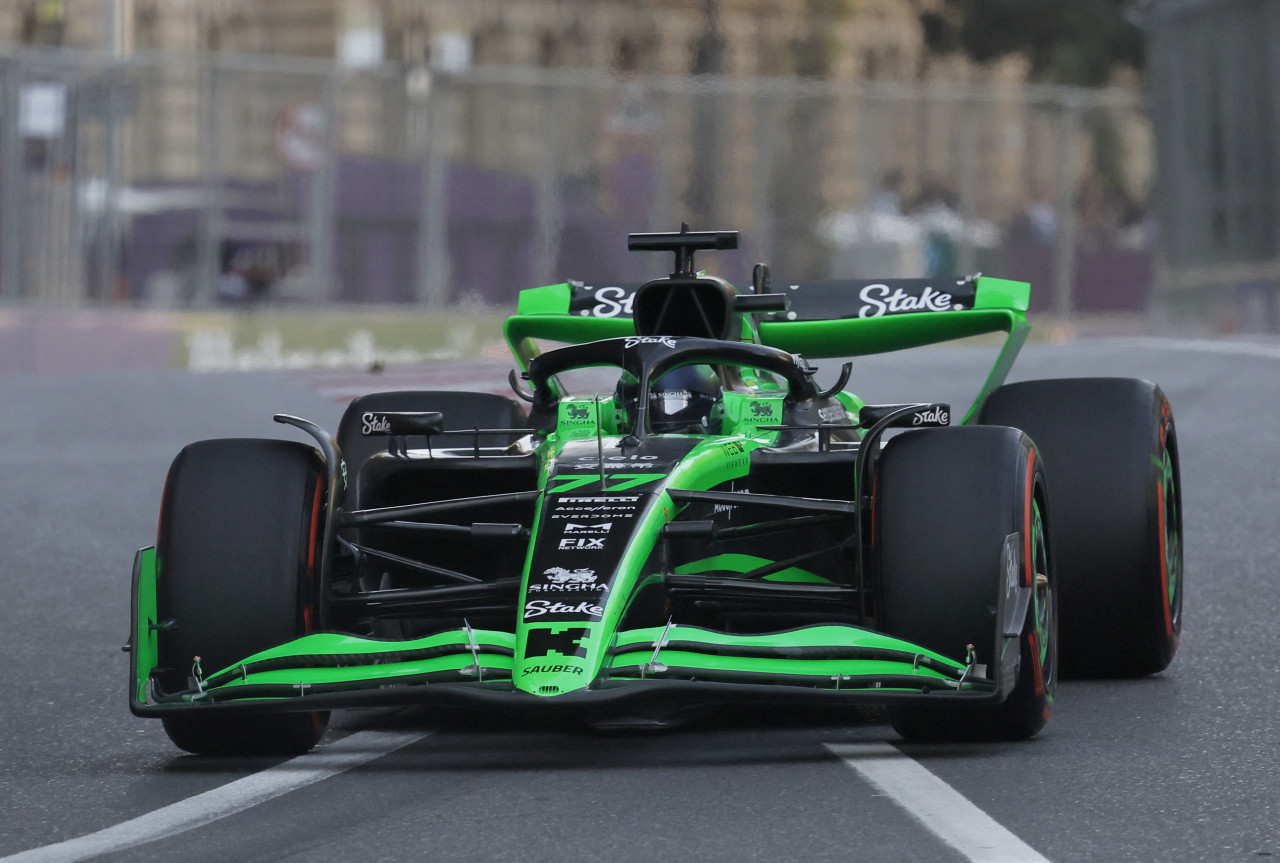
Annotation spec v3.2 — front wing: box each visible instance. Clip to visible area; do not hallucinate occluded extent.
[129,548,1023,717]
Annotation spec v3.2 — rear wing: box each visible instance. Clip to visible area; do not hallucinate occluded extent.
[505,275,1031,425]
[506,275,1030,359]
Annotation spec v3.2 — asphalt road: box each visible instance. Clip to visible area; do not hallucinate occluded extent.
[1,336,1277,862]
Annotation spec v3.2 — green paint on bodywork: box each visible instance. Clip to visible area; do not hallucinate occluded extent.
[833,390,865,420]
[611,623,945,652]
[971,276,1031,311]
[721,392,786,437]
[202,630,517,692]
[756,309,1018,358]
[608,623,969,686]
[675,553,832,584]
[962,317,1030,425]
[135,618,972,708]
[131,547,159,706]
[609,651,956,684]
[544,473,664,494]
[516,282,572,315]
[516,435,759,697]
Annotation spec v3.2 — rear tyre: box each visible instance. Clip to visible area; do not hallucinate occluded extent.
[980,378,1182,677]
[878,427,1056,742]
[156,439,330,756]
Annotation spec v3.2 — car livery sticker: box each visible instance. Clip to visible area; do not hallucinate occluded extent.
[521,626,591,679]
[523,496,643,621]
[568,282,642,318]
[529,437,697,620]
[546,474,662,494]
[566,278,980,322]
[764,278,979,322]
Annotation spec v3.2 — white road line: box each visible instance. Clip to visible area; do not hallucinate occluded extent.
[1,729,429,863]
[826,742,1050,863]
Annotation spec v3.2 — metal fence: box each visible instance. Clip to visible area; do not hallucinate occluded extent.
[0,45,1154,316]
[1137,0,1280,331]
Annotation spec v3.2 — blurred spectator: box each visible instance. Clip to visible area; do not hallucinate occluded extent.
[872,168,904,216]
[217,244,279,304]
[1074,167,1135,253]
[1003,187,1057,298]
[1026,185,1057,247]
[910,176,960,278]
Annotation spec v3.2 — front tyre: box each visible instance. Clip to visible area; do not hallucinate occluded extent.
[156,439,330,755]
[877,427,1056,742]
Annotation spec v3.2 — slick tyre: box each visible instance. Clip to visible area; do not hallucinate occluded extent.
[979,378,1182,678]
[156,439,329,756]
[878,426,1056,742]
[337,390,528,489]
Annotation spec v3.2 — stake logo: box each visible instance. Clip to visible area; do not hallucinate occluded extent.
[624,336,677,349]
[574,284,636,318]
[524,600,604,620]
[913,406,949,426]
[856,282,969,318]
[361,413,392,434]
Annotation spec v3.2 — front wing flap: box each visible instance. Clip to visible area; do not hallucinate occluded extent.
[130,547,1019,717]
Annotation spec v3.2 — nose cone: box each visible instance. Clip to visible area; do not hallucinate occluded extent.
[514,623,595,696]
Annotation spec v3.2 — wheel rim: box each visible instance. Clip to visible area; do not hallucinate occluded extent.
[1159,441,1182,633]
[1031,497,1055,694]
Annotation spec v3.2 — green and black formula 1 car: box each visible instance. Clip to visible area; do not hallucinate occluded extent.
[128,228,1182,755]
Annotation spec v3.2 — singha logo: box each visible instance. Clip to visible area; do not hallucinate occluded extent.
[543,567,598,585]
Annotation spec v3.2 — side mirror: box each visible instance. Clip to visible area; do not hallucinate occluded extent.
[859,403,951,429]
[751,262,772,294]
[356,411,446,437]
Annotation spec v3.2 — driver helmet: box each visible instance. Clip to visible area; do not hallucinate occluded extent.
[617,365,724,434]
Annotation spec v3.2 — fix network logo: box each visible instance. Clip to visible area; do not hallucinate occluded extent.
[559,537,605,551]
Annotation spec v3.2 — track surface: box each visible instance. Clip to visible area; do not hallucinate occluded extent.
[1,338,1277,862]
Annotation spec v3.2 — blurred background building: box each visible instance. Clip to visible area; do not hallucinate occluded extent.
[0,0,1194,328]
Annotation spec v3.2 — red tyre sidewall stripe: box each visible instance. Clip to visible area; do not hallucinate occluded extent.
[304,473,327,737]
[303,477,323,634]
